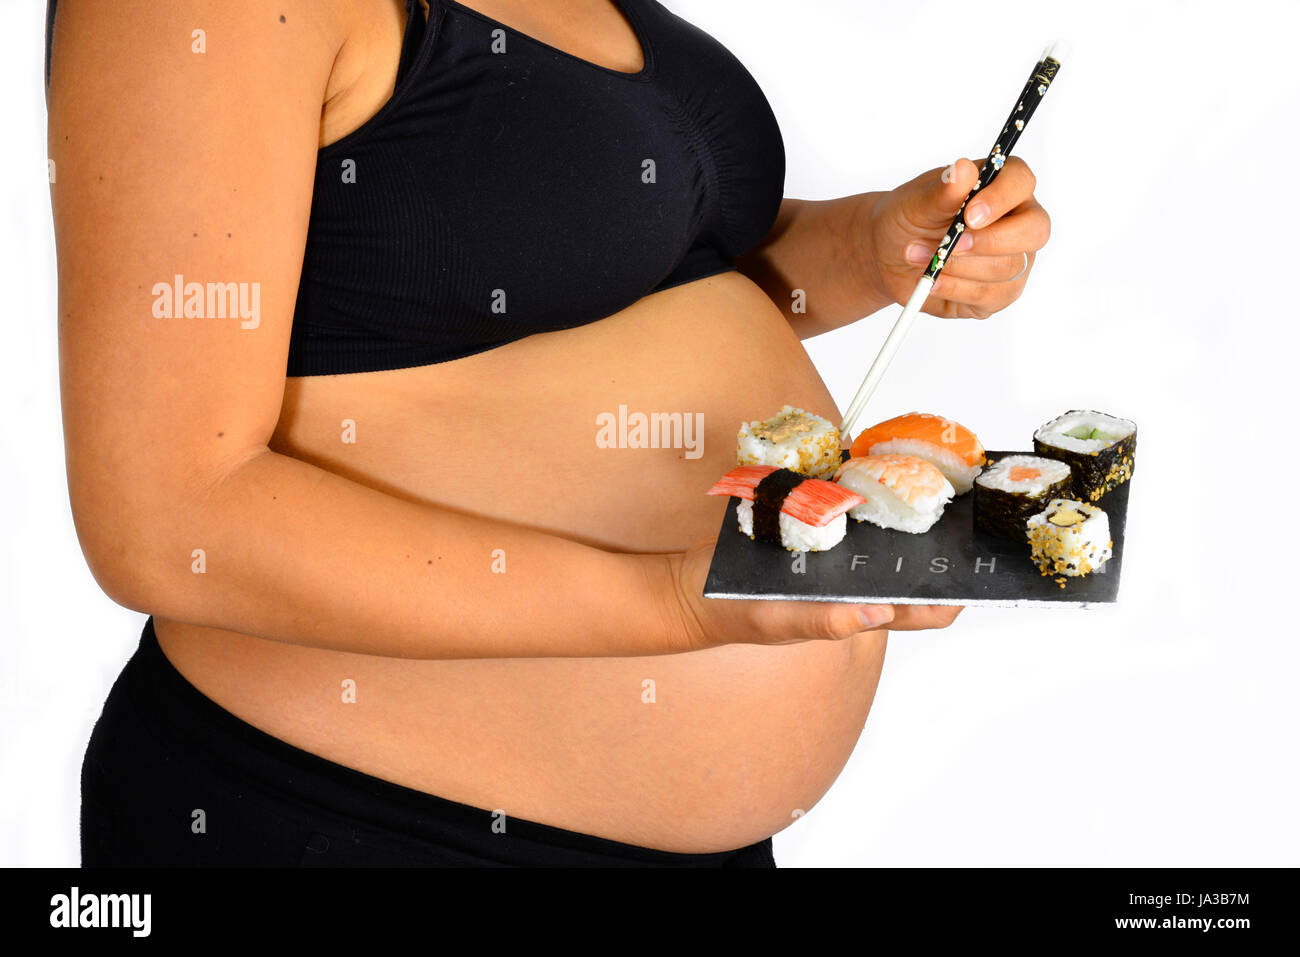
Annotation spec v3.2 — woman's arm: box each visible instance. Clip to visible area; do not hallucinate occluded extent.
[736,161,1051,337]
[734,193,895,340]
[49,0,685,660]
[51,0,904,660]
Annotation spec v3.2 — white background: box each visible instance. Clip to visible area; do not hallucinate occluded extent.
[2,0,1296,867]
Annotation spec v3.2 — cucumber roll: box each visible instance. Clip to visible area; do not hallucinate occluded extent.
[973,454,1074,540]
[1033,410,1136,502]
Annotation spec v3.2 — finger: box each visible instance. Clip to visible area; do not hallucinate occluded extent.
[899,157,982,233]
[956,200,1051,258]
[884,604,965,631]
[754,599,895,643]
[928,266,1026,318]
[962,156,1037,231]
[938,250,1032,283]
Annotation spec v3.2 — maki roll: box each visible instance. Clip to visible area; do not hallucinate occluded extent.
[1026,498,1113,579]
[1033,410,1136,502]
[973,454,1074,540]
[834,454,955,534]
[708,465,865,552]
[737,405,842,480]
[848,412,986,494]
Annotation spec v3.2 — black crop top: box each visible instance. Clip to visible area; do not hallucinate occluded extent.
[45,0,787,377]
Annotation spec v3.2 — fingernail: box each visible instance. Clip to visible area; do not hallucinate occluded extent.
[905,242,930,264]
[858,605,894,629]
[955,232,973,252]
[966,202,990,227]
[940,162,957,184]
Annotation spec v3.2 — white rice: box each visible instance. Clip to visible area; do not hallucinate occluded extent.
[1034,410,1136,455]
[1026,498,1113,577]
[976,454,1072,495]
[835,459,954,534]
[736,498,847,552]
[737,405,842,480]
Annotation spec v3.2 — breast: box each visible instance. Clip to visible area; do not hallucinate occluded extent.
[156,272,886,854]
[287,0,786,376]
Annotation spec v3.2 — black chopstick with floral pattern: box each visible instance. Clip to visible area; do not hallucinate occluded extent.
[923,44,1064,282]
[840,40,1065,438]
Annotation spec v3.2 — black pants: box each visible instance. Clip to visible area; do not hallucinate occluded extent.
[80,617,777,867]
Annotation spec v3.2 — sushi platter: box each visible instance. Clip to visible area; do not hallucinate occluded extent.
[703,408,1134,609]
[723,45,1089,607]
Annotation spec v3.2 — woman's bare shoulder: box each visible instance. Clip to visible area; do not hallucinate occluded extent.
[45,0,355,104]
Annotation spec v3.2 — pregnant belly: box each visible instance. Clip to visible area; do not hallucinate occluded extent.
[154,271,889,853]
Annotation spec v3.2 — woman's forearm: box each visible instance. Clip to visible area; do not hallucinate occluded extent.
[86,447,683,660]
[735,193,895,339]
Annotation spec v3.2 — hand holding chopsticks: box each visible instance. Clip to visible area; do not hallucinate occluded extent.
[839,41,1065,439]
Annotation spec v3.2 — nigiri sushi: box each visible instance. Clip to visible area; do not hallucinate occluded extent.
[736,405,842,480]
[848,412,985,494]
[833,454,955,534]
[708,465,865,552]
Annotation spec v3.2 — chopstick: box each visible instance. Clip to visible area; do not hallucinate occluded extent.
[838,40,1066,440]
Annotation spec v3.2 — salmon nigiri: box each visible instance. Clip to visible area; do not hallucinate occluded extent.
[848,412,985,494]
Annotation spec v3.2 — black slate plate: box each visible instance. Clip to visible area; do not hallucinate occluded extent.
[703,450,1128,608]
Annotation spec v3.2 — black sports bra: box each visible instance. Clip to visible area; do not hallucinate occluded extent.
[45,0,787,377]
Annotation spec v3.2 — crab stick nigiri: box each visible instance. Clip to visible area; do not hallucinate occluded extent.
[708,465,865,552]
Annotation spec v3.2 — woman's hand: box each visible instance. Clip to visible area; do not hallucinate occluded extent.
[665,535,963,651]
[861,157,1051,320]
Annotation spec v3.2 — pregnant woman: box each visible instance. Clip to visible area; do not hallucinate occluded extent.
[49,0,1049,866]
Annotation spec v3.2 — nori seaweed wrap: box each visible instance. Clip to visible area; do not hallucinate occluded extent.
[1032,410,1136,502]
[973,454,1075,540]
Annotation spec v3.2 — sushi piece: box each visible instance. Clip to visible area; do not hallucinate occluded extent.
[1026,498,1113,578]
[1033,410,1136,502]
[847,412,986,494]
[737,405,842,480]
[708,465,865,552]
[973,454,1074,540]
[833,454,955,534]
